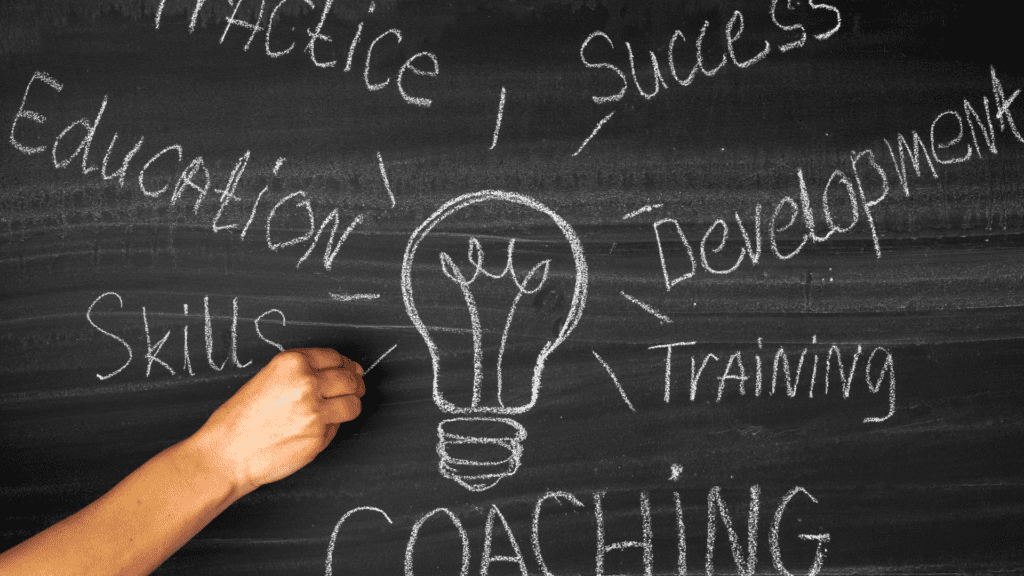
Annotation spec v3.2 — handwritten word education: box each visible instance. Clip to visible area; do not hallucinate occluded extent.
[10,71,371,271]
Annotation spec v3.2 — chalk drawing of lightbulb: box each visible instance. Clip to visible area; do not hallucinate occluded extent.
[401,190,588,492]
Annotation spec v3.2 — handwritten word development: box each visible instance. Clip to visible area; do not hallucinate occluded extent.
[652,67,1024,288]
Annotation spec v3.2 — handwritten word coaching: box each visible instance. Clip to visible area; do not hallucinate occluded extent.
[327,485,831,576]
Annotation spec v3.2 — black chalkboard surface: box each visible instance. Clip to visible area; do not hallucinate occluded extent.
[2,1,1022,574]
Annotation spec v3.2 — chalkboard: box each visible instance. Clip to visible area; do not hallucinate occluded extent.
[2,1,1022,574]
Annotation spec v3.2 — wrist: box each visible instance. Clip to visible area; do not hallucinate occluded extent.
[171,434,251,505]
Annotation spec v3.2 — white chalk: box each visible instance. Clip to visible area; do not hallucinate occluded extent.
[405,508,469,576]
[592,350,636,412]
[706,485,759,576]
[138,145,183,198]
[266,191,315,251]
[573,111,615,157]
[397,51,439,107]
[142,306,175,377]
[436,417,526,492]
[770,487,829,576]
[674,490,687,575]
[649,341,696,403]
[770,0,806,53]
[377,151,395,207]
[726,10,770,69]
[364,344,397,375]
[622,204,663,220]
[265,0,297,57]
[580,31,627,104]
[884,130,938,198]
[52,95,106,173]
[490,87,506,150]
[154,0,168,29]
[654,218,697,290]
[298,212,363,270]
[182,304,194,376]
[668,30,698,87]
[594,491,653,576]
[700,219,746,275]
[621,291,672,324]
[625,41,667,100]
[254,309,286,352]
[328,293,380,302]
[203,296,229,371]
[480,504,529,576]
[532,491,585,576]
[100,133,144,188]
[669,464,684,481]
[863,347,896,423]
[240,185,268,240]
[734,205,762,265]
[305,0,337,68]
[690,353,719,402]
[220,0,266,51]
[696,21,727,77]
[87,292,132,380]
[401,190,588,416]
[809,0,842,40]
[364,29,402,90]
[171,156,211,214]
[930,109,973,165]
[326,506,392,576]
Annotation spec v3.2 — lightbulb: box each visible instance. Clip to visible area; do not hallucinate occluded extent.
[401,190,588,491]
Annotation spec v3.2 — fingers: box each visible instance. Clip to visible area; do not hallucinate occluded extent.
[292,348,344,371]
[321,423,340,451]
[318,367,365,398]
[292,348,363,375]
[320,395,361,424]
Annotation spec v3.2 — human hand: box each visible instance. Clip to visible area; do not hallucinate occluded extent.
[187,349,364,496]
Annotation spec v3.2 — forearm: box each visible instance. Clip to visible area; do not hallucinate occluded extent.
[0,437,243,576]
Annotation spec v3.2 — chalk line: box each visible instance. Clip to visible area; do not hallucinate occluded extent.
[572,111,615,157]
[621,291,672,324]
[329,293,381,302]
[490,86,506,150]
[364,344,397,375]
[623,204,664,219]
[592,350,636,412]
[376,151,395,207]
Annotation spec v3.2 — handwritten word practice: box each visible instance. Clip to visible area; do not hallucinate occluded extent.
[653,66,1024,290]
[326,485,831,576]
[580,0,841,104]
[598,337,895,423]
[86,292,287,380]
[9,71,367,271]
[152,0,439,107]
